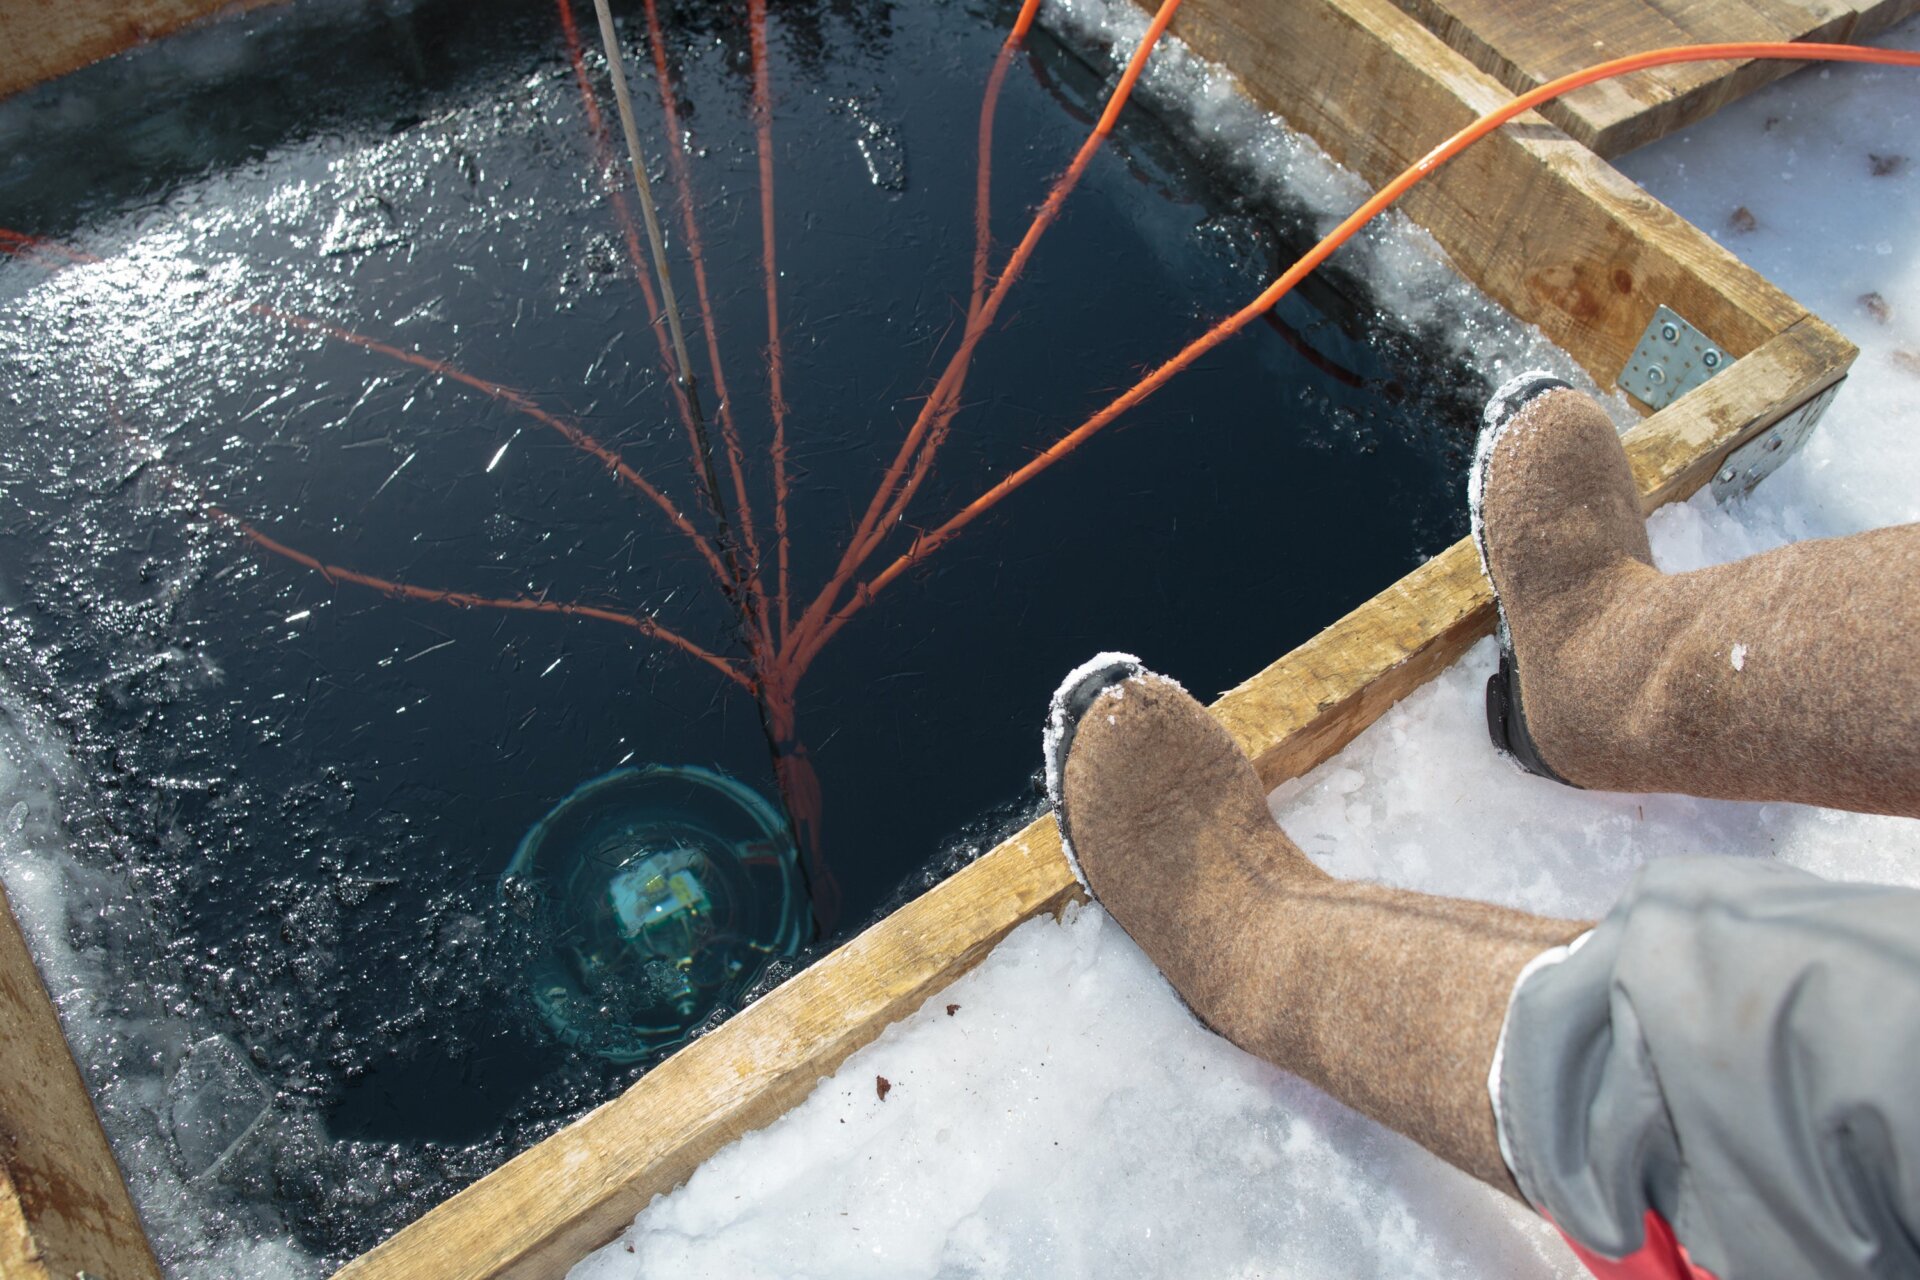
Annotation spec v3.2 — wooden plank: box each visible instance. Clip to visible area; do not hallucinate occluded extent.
[0,881,162,1280]
[0,0,283,102]
[1,1161,55,1280]
[332,318,1853,1280]
[1847,0,1920,36]
[1157,0,1811,386]
[1384,0,1859,157]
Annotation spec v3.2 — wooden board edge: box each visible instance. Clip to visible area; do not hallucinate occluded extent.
[0,0,287,102]
[1582,36,1853,160]
[1386,0,1861,159]
[1848,0,1920,39]
[1162,0,1811,386]
[0,881,163,1280]
[1,1159,55,1280]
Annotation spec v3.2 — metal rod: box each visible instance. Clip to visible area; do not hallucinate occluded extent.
[588,0,700,411]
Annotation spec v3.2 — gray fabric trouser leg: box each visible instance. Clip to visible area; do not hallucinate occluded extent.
[1492,856,1920,1280]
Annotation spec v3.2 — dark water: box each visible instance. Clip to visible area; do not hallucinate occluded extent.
[0,0,1491,1266]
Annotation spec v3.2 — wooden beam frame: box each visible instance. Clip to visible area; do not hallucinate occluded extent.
[1,882,162,1280]
[1382,0,1920,158]
[330,1,1854,1277]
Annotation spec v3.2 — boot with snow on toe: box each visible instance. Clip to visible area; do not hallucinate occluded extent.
[1045,655,1586,1197]
[1470,374,1920,817]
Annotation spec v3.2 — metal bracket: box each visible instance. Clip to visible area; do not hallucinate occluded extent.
[1709,380,1841,503]
[1618,304,1732,410]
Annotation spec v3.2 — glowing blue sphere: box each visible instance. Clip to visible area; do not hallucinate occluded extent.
[502,765,810,1063]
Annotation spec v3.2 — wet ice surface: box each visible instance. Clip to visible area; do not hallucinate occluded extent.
[574,14,1920,1280]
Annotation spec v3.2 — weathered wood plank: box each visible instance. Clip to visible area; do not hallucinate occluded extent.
[0,881,162,1280]
[1846,0,1920,37]
[0,0,282,101]
[1158,0,1810,386]
[1384,0,1858,157]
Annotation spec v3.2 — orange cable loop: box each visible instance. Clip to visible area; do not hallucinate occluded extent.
[789,40,1920,670]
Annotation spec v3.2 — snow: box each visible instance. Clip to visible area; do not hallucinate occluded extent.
[572,14,1920,1280]
[571,904,1575,1280]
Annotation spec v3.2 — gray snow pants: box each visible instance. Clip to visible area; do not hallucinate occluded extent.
[1491,857,1920,1280]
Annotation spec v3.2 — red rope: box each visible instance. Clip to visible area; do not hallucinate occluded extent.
[750,0,795,644]
[556,0,707,475]
[640,0,775,657]
[245,302,734,587]
[219,511,753,689]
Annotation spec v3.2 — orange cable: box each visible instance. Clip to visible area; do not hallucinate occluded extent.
[792,40,1920,670]
[220,512,752,689]
[244,302,735,586]
[556,0,707,478]
[784,0,1174,670]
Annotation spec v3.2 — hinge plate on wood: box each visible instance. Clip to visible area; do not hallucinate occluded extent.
[1710,380,1840,503]
[1619,305,1732,410]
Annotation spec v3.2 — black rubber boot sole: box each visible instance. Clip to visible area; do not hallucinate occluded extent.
[1043,652,1149,890]
[1469,371,1582,788]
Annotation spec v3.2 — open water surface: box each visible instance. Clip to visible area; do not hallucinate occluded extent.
[0,0,1512,1267]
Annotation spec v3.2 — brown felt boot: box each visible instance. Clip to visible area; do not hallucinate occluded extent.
[1044,656,1587,1198]
[1473,375,1920,817]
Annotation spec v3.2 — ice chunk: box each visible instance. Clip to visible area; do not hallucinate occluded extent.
[167,1035,274,1180]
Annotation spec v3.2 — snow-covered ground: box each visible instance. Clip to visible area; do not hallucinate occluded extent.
[571,16,1920,1280]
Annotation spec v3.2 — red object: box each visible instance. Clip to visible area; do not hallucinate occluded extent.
[1557,1210,1718,1280]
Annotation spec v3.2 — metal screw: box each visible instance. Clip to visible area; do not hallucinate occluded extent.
[1660,322,1679,342]
[1718,466,1737,484]
[1646,365,1668,385]
[1703,350,1722,369]
[1765,435,1783,452]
